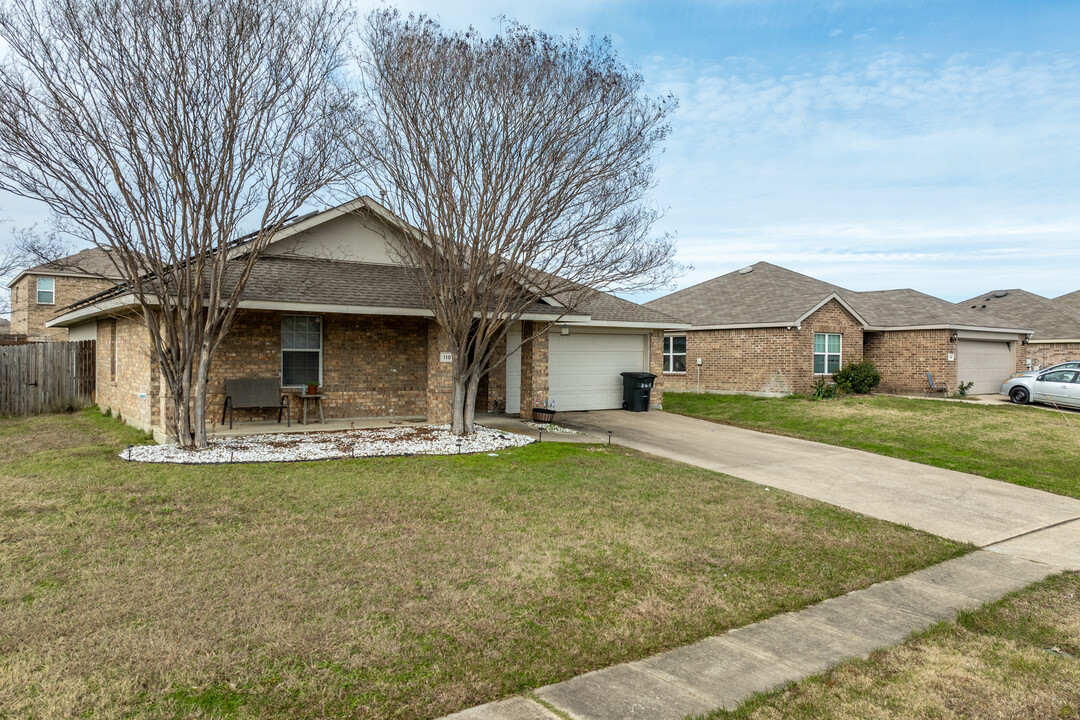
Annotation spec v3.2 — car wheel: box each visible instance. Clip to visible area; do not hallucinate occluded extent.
[1009,386,1029,404]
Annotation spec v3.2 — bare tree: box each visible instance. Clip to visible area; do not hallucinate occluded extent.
[0,0,361,447]
[358,10,679,435]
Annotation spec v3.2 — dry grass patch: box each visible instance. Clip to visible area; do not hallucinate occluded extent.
[706,572,1080,720]
[0,410,966,719]
[664,392,1080,499]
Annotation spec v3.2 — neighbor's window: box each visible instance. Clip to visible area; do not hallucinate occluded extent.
[282,315,321,386]
[664,335,687,373]
[36,277,54,304]
[814,333,841,374]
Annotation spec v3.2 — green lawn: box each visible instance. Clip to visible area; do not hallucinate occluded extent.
[664,392,1080,499]
[703,571,1080,720]
[0,410,966,720]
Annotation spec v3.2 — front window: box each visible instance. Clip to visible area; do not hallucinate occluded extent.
[282,315,322,386]
[664,335,686,373]
[814,333,841,374]
[36,277,54,304]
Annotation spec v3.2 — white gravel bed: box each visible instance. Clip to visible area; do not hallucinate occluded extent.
[120,425,534,464]
[523,421,583,434]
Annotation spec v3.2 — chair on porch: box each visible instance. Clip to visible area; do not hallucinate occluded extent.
[926,372,948,398]
[222,378,290,429]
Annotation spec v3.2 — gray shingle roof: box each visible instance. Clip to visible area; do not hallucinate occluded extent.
[231,256,676,325]
[646,261,1027,331]
[645,262,843,326]
[22,247,125,280]
[1055,289,1080,314]
[959,289,1080,341]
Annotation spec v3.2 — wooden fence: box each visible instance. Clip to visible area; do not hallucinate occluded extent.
[0,340,96,416]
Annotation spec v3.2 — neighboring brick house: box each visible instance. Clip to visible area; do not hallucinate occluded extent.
[48,197,684,441]
[959,289,1080,371]
[7,248,123,341]
[646,262,1030,396]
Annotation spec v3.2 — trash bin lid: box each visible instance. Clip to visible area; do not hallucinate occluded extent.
[620,371,657,380]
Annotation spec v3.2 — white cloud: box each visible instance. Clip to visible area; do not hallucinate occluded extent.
[643,50,1080,299]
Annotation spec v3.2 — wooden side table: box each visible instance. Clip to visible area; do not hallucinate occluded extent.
[298,393,325,425]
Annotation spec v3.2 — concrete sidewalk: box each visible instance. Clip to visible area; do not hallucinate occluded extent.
[436,410,1080,720]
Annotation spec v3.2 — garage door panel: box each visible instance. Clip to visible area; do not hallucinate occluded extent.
[548,332,648,411]
[957,340,1013,395]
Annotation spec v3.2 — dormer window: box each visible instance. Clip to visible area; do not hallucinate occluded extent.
[36,277,55,304]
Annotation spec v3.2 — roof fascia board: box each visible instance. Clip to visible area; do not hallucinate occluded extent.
[1027,338,1080,344]
[863,324,1031,334]
[685,321,798,331]
[46,293,137,327]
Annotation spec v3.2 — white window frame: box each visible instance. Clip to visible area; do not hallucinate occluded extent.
[36,277,55,305]
[281,315,323,388]
[814,333,842,375]
[663,335,687,374]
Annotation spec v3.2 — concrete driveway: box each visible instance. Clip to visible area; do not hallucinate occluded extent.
[557,410,1080,567]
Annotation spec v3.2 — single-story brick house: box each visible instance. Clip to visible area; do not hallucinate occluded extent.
[8,247,124,341]
[645,262,1031,396]
[960,289,1080,371]
[47,197,685,441]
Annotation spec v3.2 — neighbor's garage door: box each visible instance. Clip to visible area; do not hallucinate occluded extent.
[957,340,1013,395]
[548,331,649,411]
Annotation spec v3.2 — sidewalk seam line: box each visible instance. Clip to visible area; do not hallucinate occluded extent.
[984,514,1080,548]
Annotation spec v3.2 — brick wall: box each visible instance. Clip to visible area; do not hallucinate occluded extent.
[648,328,665,408]
[518,321,549,417]
[478,334,508,413]
[425,323,453,424]
[95,313,158,432]
[863,329,954,394]
[207,311,431,425]
[1023,342,1080,370]
[9,274,116,341]
[663,299,864,394]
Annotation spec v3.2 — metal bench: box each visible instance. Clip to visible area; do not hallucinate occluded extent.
[222,378,290,429]
[926,372,948,398]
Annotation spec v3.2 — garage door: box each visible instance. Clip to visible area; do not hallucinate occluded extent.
[957,340,1013,395]
[548,331,649,411]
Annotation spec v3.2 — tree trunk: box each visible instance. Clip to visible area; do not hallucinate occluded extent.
[191,340,213,449]
[450,373,468,436]
[462,372,479,435]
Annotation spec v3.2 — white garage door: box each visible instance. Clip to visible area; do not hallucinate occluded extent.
[957,340,1013,395]
[548,331,649,411]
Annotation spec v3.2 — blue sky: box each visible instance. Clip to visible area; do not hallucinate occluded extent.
[4,1,1079,304]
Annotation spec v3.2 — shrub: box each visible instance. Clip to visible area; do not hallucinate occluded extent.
[834,359,881,394]
[810,377,837,400]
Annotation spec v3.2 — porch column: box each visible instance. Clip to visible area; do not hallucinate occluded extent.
[518,321,548,418]
[648,328,664,410]
[426,321,453,424]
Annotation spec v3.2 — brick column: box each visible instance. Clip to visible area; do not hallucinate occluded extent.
[485,333,508,413]
[648,329,664,409]
[518,321,548,418]
[426,321,453,424]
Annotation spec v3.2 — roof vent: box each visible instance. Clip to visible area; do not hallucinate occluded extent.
[737,266,754,275]
[981,304,987,308]
[993,290,1009,298]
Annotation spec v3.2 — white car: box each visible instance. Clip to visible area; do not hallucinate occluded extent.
[1001,367,1080,408]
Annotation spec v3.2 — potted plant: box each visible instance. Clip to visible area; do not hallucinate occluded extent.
[531,399,555,423]
[305,381,321,395]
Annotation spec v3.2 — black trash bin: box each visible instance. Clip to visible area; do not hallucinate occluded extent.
[620,371,657,412]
